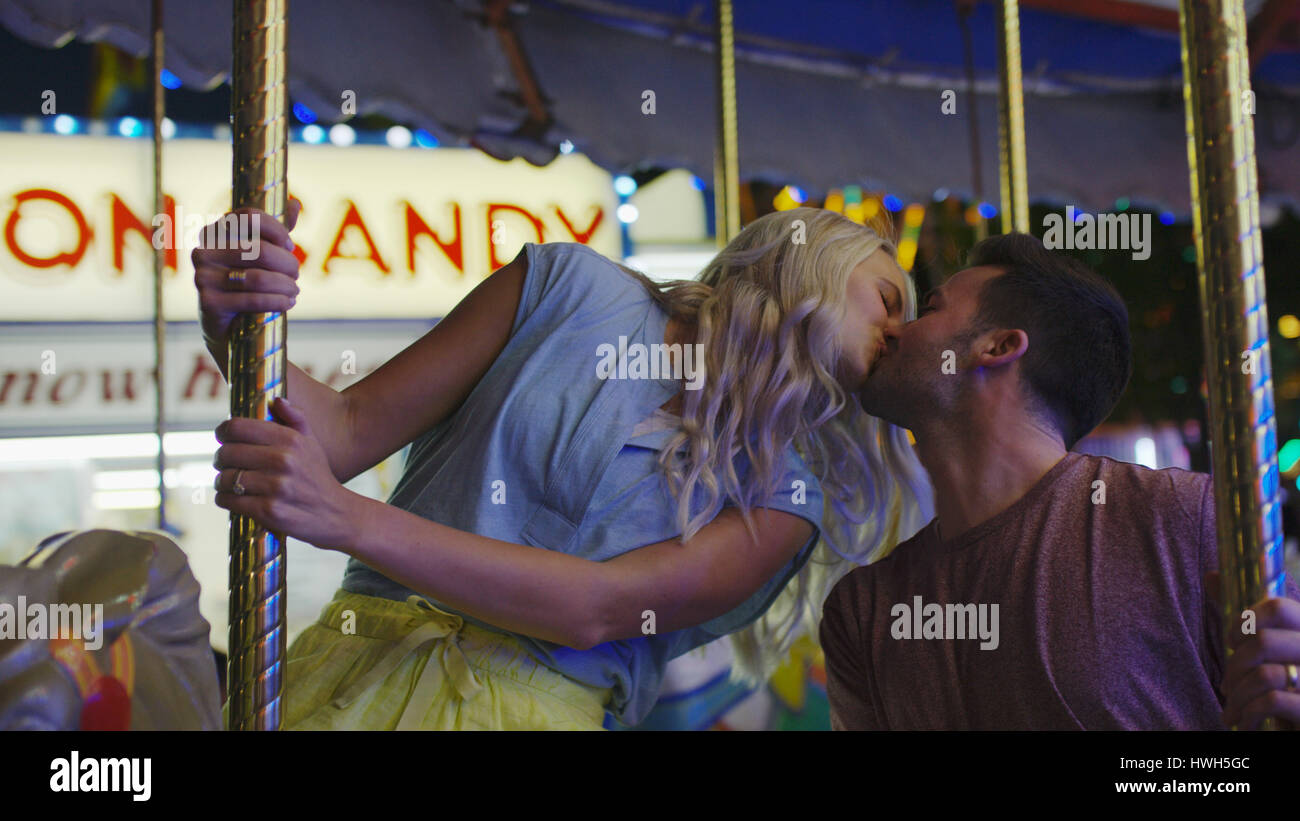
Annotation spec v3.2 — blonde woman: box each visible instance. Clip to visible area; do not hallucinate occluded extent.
[195,203,932,729]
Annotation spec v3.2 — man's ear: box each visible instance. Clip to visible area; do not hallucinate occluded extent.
[975,328,1029,369]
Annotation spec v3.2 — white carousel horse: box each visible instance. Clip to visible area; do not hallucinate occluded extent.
[0,529,221,730]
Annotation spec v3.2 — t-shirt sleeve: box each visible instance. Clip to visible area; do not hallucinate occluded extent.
[1197,474,1300,701]
[509,242,635,339]
[820,574,883,730]
[693,445,825,638]
[1196,475,1228,701]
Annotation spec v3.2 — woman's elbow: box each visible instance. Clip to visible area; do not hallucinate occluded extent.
[562,570,630,651]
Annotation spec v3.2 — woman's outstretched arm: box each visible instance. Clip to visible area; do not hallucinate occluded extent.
[342,496,813,650]
[212,399,812,650]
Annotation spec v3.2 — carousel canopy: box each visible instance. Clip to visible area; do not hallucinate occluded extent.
[2,0,1298,213]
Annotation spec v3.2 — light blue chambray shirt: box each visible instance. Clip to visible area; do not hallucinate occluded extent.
[342,241,824,725]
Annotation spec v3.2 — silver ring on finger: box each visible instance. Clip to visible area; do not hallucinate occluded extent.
[233,469,246,496]
[228,269,247,284]
[1287,663,1299,693]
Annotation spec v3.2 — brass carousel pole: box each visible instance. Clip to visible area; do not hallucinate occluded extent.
[227,0,289,731]
[1178,0,1287,730]
[994,0,1028,235]
[151,0,167,532]
[714,0,740,246]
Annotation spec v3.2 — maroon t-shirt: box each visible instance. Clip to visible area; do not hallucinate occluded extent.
[820,452,1300,730]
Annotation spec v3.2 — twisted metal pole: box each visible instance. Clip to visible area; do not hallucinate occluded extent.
[227,0,288,731]
[1178,0,1286,730]
[151,0,168,532]
[995,0,1028,234]
[713,0,740,245]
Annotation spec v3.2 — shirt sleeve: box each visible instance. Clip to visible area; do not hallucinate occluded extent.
[820,574,883,730]
[1196,475,1228,700]
[1197,475,1300,702]
[693,445,825,638]
[510,242,638,339]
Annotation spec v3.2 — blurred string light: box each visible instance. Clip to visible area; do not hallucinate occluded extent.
[292,103,317,124]
[385,125,412,148]
[896,203,925,272]
[882,194,903,212]
[301,124,325,144]
[161,117,176,139]
[977,202,998,220]
[690,175,706,191]
[413,129,438,148]
[772,185,805,211]
[1159,211,1176,226]
[53,114,77,135]
[1170,375,1188,394]
[1182,246,1196,263]
[843,185,865,223]
[933,187,949,201]
[1280,438,1300,473]
[559,139,575,154]
[117,116,143,138]
[823,189,845,213]
[159,69,181,89]
[613,175,638,197]
[328,123,356,146]
[1115,197,1130,211]
[1280,314,1300,339]
[616,203,639,224]
[1134,437,1158,469]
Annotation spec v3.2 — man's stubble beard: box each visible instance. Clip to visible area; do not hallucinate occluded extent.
[860,354,923,429]
[861,334,964,430]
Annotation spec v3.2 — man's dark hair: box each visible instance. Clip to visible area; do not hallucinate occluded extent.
[965,233,1132,450]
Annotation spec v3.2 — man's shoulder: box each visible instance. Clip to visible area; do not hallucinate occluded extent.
[1072,452,1210,522]
[827,522,936,601]
[1078,451,1208,487]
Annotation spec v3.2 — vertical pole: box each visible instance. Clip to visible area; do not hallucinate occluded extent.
[995,0,1029,235]
[227,0,289,731]
[714,0,740,246]
[957,1,987,243]
[1178,0,1286,730]
[151,0,167,531]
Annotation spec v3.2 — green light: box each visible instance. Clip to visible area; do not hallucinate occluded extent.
[1115,197,1130,212]
[1182,246,1196,263]
[1281,439,1300,473]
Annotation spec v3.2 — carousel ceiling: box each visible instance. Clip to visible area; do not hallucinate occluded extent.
[2,0,1298,213]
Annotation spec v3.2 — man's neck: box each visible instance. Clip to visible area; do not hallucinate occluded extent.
[912,407,1068,544]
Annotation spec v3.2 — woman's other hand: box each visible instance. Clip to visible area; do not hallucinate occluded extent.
[213,396,363,551]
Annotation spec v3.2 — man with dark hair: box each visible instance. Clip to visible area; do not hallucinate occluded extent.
[821,232,1300,730]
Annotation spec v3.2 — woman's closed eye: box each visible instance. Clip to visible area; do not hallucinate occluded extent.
[880,289,901,317]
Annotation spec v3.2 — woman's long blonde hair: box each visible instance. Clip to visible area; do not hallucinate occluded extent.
[620,206,934,682]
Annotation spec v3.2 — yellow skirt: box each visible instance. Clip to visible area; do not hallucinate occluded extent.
[227,590,612,730]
